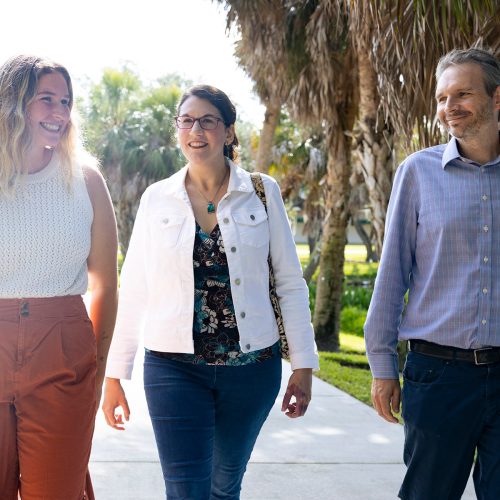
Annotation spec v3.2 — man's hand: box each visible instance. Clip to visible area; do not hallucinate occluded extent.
[371,378,401,423]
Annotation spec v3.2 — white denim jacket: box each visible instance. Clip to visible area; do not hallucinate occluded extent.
[106,160,318,379]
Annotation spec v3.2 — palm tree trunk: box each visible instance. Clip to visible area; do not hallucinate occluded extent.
[313,132,351,351]
[255,97,281,173]
[353,217,377,262]
[353,40,395,258]
[106,162,144,256]
[117,173,146,255]
[303,243,320,284]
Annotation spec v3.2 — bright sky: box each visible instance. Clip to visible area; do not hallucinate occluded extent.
[1,0,265,125]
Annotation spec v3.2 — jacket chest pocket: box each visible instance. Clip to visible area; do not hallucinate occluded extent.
[151,213,186,248]
[232,209,269,248]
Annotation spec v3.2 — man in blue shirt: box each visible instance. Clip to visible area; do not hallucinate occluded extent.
[365,48,500,499]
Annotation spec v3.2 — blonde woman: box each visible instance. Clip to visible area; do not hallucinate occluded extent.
[0,55,118,500]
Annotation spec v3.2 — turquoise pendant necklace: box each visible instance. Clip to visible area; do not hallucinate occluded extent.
[192,168,229,214]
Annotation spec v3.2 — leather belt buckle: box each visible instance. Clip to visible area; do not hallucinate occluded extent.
[474,347,494,365]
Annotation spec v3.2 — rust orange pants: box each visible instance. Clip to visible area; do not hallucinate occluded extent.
[0,296,96,500]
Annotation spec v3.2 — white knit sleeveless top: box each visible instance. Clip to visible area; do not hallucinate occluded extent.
[0,154,93,298]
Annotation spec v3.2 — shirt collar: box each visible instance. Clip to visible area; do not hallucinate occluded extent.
[442,137,463,169]
[442,135,500,169]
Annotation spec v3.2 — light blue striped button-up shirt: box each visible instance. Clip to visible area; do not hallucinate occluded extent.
[365,137,500,379]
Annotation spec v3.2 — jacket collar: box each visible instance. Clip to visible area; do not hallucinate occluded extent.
[226,159,254,194]
[161,158,254,200]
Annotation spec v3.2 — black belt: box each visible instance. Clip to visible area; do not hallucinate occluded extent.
[409,340,500,366]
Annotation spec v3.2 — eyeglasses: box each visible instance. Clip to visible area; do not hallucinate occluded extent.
[175,115,224,130]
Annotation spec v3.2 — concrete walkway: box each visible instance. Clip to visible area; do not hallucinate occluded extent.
[90,356,476,499]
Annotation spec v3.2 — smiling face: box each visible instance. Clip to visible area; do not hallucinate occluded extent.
[177,96,234,168]
[435,62,500,141]
[26,71,71,153]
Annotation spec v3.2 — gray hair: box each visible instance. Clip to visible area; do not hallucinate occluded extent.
[436,47,500,97]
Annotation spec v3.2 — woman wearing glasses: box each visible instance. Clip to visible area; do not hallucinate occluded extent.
[103,85,318,500]
[0,55,118,499]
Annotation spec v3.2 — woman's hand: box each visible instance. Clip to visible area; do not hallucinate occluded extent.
[102,377,130,430]
[281,368,312,418]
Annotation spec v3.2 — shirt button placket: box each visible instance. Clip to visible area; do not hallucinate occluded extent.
[479,169,492,340]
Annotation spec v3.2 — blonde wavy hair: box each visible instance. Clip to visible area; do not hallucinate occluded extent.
[0,55,84,195]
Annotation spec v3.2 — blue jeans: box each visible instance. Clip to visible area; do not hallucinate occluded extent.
[399,351,500,500]
[143,351,282,500]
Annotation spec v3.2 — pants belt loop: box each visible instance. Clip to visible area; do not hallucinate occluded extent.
[20,301,29,317]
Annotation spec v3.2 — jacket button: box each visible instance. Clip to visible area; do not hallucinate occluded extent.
[240,312,246,318]
[250,214,255,220]
[231,246,236,252]
[235,278,241,285]
[162,218,169,224]
[245,344,251,350]
[223,218,229,224]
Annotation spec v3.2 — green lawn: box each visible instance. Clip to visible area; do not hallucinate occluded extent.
[317,333,372,406]
[317,333,403,422]
[297,243,372,262]
[297,243,378,274]
[299,244,378,408]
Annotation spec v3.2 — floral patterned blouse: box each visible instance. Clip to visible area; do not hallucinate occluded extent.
[163,222,279,366]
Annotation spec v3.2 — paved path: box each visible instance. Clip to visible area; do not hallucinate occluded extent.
[90,356,475,499]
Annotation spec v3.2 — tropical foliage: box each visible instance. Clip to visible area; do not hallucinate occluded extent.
[80,69,185,253]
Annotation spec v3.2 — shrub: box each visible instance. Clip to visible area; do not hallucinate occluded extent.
[340,306,366,337]
[308,281,316,312]
[341,285,373,309]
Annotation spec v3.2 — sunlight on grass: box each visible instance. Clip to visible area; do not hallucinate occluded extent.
[316,360,373,406]
[316,332,370,405]
[297,244,379,277]
[344,261,378,277]
[340,332,366,353]
[297,243,370,262]
[345,244,367,262]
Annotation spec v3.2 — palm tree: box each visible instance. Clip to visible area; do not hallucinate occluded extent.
[343,0,397,260]
[277,1,363,349]
[368,0,499,148]
[223,1,292,173]
[82,69,183,254]
[221,0,358,349]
